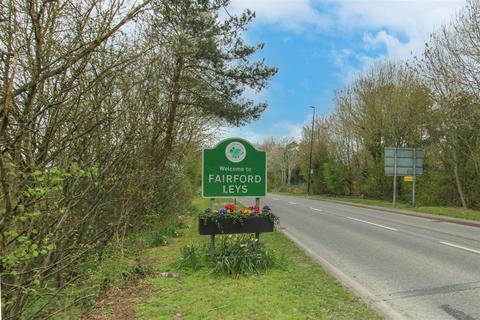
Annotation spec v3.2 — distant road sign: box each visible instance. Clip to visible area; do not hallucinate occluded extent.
[385,147,424,208]
[384,147,424,177]
[385,167,423,176]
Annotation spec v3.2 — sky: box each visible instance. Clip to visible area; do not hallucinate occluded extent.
[221,0,466,143]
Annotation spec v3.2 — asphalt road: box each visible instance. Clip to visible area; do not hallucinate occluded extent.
[243,194,480,320]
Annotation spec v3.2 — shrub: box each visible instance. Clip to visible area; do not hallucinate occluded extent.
[212,236,285,276]
[176,245,206,271]
[176,235,286,276]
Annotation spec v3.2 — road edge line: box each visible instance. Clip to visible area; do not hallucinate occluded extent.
[439,241,480,255]
[281,229,407,320]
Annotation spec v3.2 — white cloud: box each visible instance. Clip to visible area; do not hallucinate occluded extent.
[330,48,359,80]
[330,0,463,31]
[221,122,302,143]
[332,0,465,58]
[219,126,270,144]
[226,0,466,80]
[219,113,313,144]
[363,31,403,55]
[321,0,466,81]
[219,0,468,141]
[228,0,330,31]
[272,121,304,140]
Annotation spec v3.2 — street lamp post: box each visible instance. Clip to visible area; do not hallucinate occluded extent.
[307,106,315,195]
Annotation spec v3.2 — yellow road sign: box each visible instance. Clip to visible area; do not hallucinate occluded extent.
[404,176,415,182]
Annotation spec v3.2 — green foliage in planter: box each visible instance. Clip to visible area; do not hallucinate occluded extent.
[199,204,279,233]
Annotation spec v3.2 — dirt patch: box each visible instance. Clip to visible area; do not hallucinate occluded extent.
[140,257,162,265]
[83,283,162,320]
[174,310,184,320]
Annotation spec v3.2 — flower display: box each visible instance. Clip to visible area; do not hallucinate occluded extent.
[240,208,251,215]
[199,202,279,235]
[224,204,236,213]
[201,203,276,220]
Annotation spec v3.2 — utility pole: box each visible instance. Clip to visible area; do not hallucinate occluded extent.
[393,147,397,208]
[412,148,416,207]
[307,106,315,195]
[0,277,2,320]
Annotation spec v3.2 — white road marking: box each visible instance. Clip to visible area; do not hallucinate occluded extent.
[347,217,398,231]
[281,230,407,320]
[310,207,323,212]
[273,198,280,201]
[288,201,297,205]
[440,241,480,255]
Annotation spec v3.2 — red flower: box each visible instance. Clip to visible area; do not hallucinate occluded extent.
[224,204,236,212]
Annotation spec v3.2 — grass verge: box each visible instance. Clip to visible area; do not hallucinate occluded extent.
[132,198,382,319]
[276,192,480,222]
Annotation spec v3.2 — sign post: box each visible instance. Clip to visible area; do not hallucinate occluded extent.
[202,138,267,248]
[385,147,424,208]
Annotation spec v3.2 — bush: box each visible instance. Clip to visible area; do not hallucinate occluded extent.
[212,236,286,276]
[140,215,188,248]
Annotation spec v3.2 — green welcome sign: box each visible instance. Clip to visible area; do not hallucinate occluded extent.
[202,138,266,198]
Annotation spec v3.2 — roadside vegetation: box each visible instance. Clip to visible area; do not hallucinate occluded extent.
[2,0,480,318]
[261,0,480,215]
[0,1,276,318]
[87,198,382,320]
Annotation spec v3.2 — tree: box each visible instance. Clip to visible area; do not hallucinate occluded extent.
[259,137,300,190]
[334,62,431,198]
[417,0,480,208]
[296,116,331,194]
[145,0,277,167]
[0,0,276,317]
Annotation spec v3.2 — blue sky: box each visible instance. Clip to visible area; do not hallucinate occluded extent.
[222,0,465,143]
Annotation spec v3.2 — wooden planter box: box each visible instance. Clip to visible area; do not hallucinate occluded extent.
[199,216,274,235]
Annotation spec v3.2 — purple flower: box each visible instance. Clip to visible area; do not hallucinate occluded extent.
[204,208,212,213]
[218,208,227,215]
[262,205,271,211]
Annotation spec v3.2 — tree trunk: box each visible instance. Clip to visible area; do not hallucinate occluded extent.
[158,53,184,167]
[452,152,468,209]
[287,166,292,186]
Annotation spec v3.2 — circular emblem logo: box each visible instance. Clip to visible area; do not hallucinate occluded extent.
[225,142,246,163]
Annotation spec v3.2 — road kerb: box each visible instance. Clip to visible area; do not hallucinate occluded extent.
[281,229,407,320]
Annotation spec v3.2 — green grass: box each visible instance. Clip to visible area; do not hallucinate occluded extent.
[133,199,382,320]
[192,197,246,210]
[276,192,480,222]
